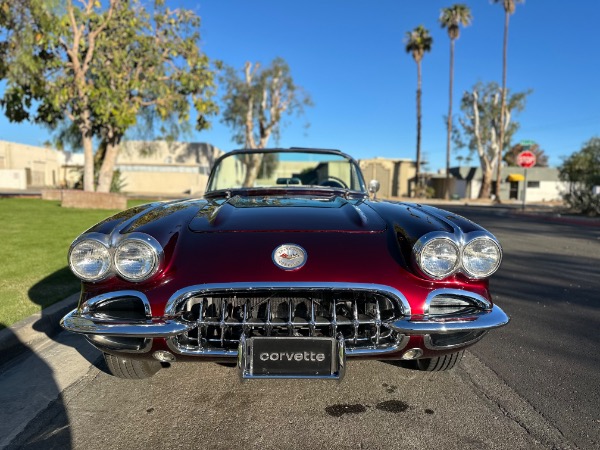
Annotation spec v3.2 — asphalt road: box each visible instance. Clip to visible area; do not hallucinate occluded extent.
[2,206,599,449]
[445,206,600,450]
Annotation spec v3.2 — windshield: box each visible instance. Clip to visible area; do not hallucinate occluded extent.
[207,150,366,193]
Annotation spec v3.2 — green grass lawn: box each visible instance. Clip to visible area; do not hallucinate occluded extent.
[0,198,152,329]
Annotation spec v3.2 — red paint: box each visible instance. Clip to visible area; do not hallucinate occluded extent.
[78,189,497,364]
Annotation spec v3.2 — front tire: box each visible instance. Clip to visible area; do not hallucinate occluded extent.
[104,353,162,379]
[417,350,464,371]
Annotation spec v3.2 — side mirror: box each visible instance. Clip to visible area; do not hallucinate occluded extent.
[368,179,380,199]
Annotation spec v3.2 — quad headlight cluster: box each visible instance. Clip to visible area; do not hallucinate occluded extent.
[68,233,162,282]
[413,232,502,280]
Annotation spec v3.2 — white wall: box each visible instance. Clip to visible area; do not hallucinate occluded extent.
[522,181,568,202]
[0,170,27,189]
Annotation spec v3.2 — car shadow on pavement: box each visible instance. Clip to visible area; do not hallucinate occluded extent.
[0,325,72,450]
[27,267,100,367]
[381,359,419,370]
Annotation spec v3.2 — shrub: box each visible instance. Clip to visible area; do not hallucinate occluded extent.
[559,137,600,216]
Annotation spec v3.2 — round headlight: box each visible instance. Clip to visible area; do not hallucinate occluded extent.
[462,238,502,278]
[114,239,159,281]
[69,239,111,281]
[417,238,460,279]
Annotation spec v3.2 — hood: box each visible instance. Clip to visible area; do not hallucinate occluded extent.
[188,195,386,233]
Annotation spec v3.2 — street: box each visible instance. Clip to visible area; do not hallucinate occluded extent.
[447,206,600,449]
[2,206,599,449]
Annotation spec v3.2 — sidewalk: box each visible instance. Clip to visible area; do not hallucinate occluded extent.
[0,293,79,366]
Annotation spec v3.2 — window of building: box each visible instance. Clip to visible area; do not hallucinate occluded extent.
[527,181,540,188]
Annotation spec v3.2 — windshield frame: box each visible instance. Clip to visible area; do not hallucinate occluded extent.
[205,148,368,195]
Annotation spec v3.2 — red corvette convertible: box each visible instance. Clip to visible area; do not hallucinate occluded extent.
[62,148,508,380]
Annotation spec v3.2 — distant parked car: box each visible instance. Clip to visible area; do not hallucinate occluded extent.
[62,148,508,380]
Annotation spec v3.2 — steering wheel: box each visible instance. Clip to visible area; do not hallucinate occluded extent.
[319,176,348,189]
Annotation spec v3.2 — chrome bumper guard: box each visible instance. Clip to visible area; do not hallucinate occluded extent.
[389,305,509,334]
[60,311,195,337]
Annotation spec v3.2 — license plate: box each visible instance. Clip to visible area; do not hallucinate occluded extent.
[238,336,345,380]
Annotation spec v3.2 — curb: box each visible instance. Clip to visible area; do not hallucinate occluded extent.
[0,293,79,366]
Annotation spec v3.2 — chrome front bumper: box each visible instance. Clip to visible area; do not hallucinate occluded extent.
[61,283,510,357]
[61,304,509,338]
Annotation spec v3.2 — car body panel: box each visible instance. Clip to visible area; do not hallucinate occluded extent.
[188,196,387,233]
[62,148,508,379]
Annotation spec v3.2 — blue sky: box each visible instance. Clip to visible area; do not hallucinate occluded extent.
[1,0,599,171]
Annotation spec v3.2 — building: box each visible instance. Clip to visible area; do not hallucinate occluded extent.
[116,141,222,195]
[448,166,567,202]
[0,140,62,189]
[0,140,222,195]
[58,151,85,188]
[359,157,417,198]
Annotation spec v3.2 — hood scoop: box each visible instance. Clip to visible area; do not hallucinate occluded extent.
[189,196,386,233]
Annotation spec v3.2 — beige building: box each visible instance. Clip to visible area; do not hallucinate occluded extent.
[0,140,222,195]
[58,151,85,188]
[116,141,222,196]
[0,140,62,189]
[0,141,418,198]
[359,157,417,198]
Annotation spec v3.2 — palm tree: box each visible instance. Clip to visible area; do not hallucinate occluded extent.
[440,4,472,200]
[493,0,523,202]
[405,25,433,197]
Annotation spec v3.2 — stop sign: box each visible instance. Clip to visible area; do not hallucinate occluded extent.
[517,151,536,168]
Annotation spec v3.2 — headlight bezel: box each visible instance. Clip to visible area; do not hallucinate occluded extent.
[113,234,162,282]
[461,236,503,279]
[413,235,461,280]
[413,231,502,281]
[68,232,163,283]
[68,233,112,282]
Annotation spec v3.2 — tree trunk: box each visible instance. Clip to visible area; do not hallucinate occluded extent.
[244,62,257,149]
[96,137,121,193]
[479,165,493,199]
[78,108,96,191]
[415,60,422,197]
[242,153,263,187]
[478,149,493,199]
[445,38,455,200]
[495,10,510,203]
[81,133,95,192]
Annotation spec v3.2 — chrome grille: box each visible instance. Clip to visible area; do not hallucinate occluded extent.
[169,289,406,355]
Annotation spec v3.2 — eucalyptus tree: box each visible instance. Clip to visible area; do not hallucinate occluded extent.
[220,58,312,187]
[405,25,433,196]
[454,82,529,199]
[492,0,523,201]
[89,2,217,192]
[0,0,217,192]
[440,4,472,199]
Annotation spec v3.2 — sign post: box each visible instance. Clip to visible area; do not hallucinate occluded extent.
[517,150,536,210]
